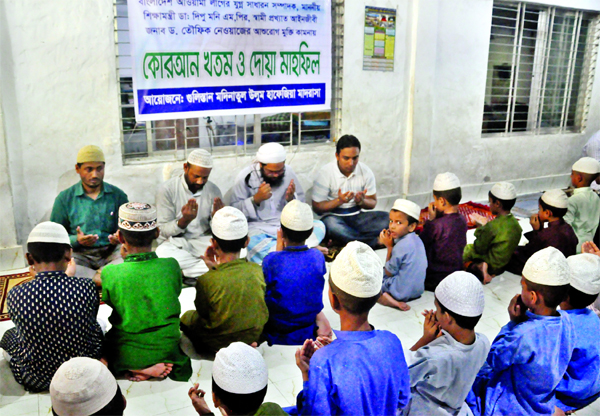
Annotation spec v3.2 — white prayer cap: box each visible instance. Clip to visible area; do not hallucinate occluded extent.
[50,357,118,416]
[433,172,461,191]
[392,199,421,221]
[212,206,248,240]
[567,254,600,295]
[118,202,157,232]
[76,145,105,164]
[330,241,383,298]
[27,221,71,246]
[541,189,568,209]
[187,149,214,168]
[523,247,569,286]
[572,157,600,174]
[213,342,268,394]
[256,142,286,164]
[490,182,517,200]
[281,200,313,232]
[435,271,485,317]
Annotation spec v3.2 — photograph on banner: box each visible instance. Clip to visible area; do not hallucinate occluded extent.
[363,6,396,72]
[127,0,332,121]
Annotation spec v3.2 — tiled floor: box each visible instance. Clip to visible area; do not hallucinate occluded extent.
[1,217,599,415]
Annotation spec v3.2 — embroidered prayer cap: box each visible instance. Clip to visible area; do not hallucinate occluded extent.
[212,206,248,240]
[256,142,287,164]
[522,246,570,286]
[490,182,517,200]
[187,149,214,168]
[392,199,421,222]
[50,357,118,416]
[118,202,158,232]
[567,253,600,295]
[541,189,568,209]
[280,200,314,231]
[435,271,485,317]
[212,342,268,394]
[572,157,600,174]
[433,172,461,191]
[76,145,105,164]
[27,221,71,246]
[331,241,383,298]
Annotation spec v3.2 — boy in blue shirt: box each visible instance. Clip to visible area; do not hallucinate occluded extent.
[467,247,574,415]
[290,241,410,415]
[378,198,427,311]
[262,200,331,345]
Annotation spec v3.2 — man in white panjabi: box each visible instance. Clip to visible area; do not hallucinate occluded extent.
[155,149,223,283]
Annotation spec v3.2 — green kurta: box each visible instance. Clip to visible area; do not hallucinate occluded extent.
[463,213,522,275]
[102,252,192,381]
[564,187,600,253]
[180,258,268,352]
[255,402,289,415]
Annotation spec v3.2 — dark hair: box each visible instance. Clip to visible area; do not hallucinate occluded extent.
[436,297,481,330]
[212,233,248,253]
[119,228,157,247]
[466,262,484,283]
[52,385,125,416]
[280,224,312,245]
[212,378,267,414]
[329,276,380,315]
[577,172,599,187]
[433,188,462,206]
[336,134,361,154]
[391,209,419,226]
[524,278,569,309]
[489,191,516,211]
[538,197,568,218]
[76,162,105,169]
[27,242,71,264]
[566,285,599,309]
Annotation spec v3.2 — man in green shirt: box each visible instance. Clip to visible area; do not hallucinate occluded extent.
[50,145,128,279]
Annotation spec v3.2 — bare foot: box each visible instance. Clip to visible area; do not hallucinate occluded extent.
[378,292,411,311]
[316,245,329,255]
[398,302,411,311]
[482,262,494,284]
[315,311,333,338]
[126,363,173,381]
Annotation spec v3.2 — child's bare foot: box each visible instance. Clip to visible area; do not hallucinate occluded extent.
[126,363,173,381]
[397,302,411,311]
[378,292,411,311]
[481,262,494,284]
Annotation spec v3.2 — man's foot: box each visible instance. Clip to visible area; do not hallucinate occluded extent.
[126,363,173,381]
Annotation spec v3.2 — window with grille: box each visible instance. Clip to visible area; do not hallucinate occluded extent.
[114,0,344,162]
[482,1,600,135]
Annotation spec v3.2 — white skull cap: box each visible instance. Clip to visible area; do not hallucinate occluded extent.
[490,182,517,200]
[435,271,485,317]
[212,206,248,240]
[27,222,71,246]
[281,200,314,232]
[433,172,461,191]
[187,149,214,168]
[331,241,383,298]
[541,189,568,209]
[567,253,600,295]
[256,142,287,164]
[213,342,268,394]
[392,199,421,222]
[118,202,157,232]
[572,157,600,174]
[523,247,570,286]
[50,357,118,416]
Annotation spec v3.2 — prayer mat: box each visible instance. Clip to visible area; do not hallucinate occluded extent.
[416,201,495,233]
[0,272,33,322]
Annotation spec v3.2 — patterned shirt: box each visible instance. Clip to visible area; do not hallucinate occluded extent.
[0,271,103,392]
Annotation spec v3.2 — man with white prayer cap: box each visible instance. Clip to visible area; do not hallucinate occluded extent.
[188,342,287,415]
[566,156,600,253]
[155,149,224,284]
[230,142,325,263]
[0,222,103,392]
[50,145,128,279]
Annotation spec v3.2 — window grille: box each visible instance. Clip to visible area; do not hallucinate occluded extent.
[114,0,343,162]
[482,1,600,135]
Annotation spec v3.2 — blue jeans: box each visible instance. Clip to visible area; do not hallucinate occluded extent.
[322,211,389,248]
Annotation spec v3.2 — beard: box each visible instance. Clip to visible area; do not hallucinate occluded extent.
[184,174,205,193]
[260,167,285,187]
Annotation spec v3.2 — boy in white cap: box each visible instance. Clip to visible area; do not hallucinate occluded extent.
[463,182,522,284]
[180,207,268,353]
[378,198,427,311]
[188,342,287,415]
[565,156,600,252]
[467,247,575,416]
[0,222,103,392]
[291,241,410,415]
[506,189,577,275]
[420,172,468,291]
[156,149,224,285]
[101,202,192,381]
[51,357,126,416]
[262,200,332,345]
[554,253,600,413]
[403,271,489,415]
